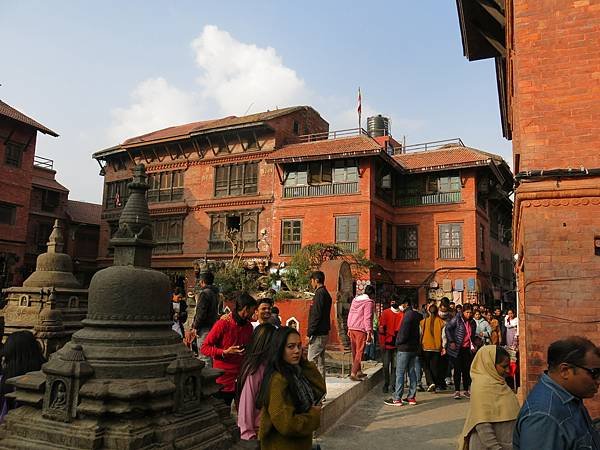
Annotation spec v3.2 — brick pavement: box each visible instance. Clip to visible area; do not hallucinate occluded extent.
[318,384,469,450]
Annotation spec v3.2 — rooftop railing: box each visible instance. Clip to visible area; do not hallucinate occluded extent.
[33,155,54,170]
[296,128,368,143]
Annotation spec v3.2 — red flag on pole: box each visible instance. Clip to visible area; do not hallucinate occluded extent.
[357,87,362,130]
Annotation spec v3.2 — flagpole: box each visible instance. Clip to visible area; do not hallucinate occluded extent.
[358,87,362,132]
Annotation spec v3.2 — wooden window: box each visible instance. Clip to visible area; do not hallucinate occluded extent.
[4,142,23,167]
[309,161,332,184]
[152,216,184,254]
[105,179,131,209]
[281,220,302,255]
[36,222,53,253]
[0,202,16,225]
[439,223,463,260]
[147,170,184,203]
[42,190,60,212]
[333,159,358,183]
[491,252,500,277]
[396,225,418,260]
[386,223,393,259]
[283,163,308,186]
[375,219,383,257]
[335,216,358,253]
[479,224,485,262]
[214,162,259,197]
[293,121,300,135]
[209,211,259,252]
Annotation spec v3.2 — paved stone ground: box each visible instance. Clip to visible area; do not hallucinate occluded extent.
[318,384,469,450]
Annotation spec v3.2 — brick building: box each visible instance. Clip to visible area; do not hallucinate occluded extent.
[93,105,514,307]
[0,99,101,289]
[0,100,58,288]
[457,0,600,413]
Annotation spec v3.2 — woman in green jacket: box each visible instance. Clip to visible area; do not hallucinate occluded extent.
[257,326,326,450]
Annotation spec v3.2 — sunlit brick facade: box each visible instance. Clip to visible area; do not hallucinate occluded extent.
[94,106,514,307]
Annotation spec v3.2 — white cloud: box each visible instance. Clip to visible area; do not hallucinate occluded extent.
[108,77,199,143]
[191,25,309,115]
[107,25,421,145]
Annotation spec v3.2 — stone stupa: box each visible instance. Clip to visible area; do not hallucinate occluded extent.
[1,219,88,358]
[0,165,237,449]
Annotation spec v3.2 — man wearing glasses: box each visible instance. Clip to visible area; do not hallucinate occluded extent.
[514,336,600,449]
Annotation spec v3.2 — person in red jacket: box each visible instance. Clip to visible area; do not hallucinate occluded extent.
[378,294,404,393]
[201,291,257,406]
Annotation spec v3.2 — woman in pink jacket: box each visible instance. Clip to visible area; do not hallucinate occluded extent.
[346,285,375,381]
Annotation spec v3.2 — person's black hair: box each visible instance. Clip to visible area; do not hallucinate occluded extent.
[271,306,279,315]
[495,346,510,365]
[507,308,516,317]
[310,271,325,284]
[462,304,472,312]
[235,291,257,311]
[547,336,600,371]
[258,297,274,306]
[235,323,277,406]
[199,271,214,285]
[427,304,439,334]
[364,285,375,297]
[1,331,46,406]
[390,293,400,303]
[256,327,308,411]
[440,297,450,307]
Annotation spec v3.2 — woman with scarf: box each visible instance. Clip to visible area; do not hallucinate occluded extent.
[257,326,326,450]
[458,345,520,449]
[236,323,277,448]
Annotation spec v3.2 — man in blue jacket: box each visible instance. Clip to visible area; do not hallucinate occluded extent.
[384,299,421,406]
[514,336,600,449]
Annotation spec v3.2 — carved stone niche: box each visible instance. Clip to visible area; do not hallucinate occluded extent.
[166,356,204,415]
[42,344,93,423]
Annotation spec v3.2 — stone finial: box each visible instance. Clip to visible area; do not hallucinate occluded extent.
[47,220,64,254]
[110,164,154,268]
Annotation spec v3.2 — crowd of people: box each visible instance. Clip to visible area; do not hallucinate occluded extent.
[1,268,599,450]
[184,269,332,449]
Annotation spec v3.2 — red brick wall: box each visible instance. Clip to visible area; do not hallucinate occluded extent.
[0,121,36,286]
[508,1,600,414]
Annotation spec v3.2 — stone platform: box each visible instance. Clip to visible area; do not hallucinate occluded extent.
[319,363,383,435]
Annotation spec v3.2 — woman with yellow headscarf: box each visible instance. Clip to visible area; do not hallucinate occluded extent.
[458,345,520,450]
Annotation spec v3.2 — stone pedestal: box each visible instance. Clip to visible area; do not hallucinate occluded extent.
[1,220,88,358]
[0,165,238,449]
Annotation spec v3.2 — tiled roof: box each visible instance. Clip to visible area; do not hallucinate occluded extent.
[0,100,58,137]
[67,200,102,225]
[122,106,313,147]
[393,145,504,172]
[266,135,383,162]
[32,175,69,193]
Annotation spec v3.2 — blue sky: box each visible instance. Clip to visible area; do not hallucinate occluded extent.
[0,1,511,203]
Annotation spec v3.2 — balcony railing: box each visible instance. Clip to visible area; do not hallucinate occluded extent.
[336,241,357,253]
[283,181,359,199]
[148,188,184,203]
[281,243,302,255]
[439,247,463,260]
[396,248,418,260]
[33,155,54,170]
[153,243,183,254]
[208,240,258,253]
[397,191,461,207]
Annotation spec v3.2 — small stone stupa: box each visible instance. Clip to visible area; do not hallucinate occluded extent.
[0,165,237,449]
[1,219,88,358]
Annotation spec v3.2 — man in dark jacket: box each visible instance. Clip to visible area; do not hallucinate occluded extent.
[307,270,332,381]
[192,271,219,367]
[384,299,421,406]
